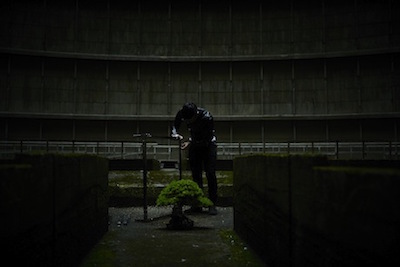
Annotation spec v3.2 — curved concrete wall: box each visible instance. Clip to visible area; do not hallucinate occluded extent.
[0,0,399,142]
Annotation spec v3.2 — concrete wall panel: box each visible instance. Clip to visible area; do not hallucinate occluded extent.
[261,1,292,55]
[232,62,261,115]
[232,121,262,142]
[76,60,107,114]
[75,120,106,141]
[325,1,358,52]
[139,2,169,56]
[170,1,201,56]
[296,120,327,141]
[264,121,294,142]
[327,119,361,141]
[170,63,199,109]
[357,1,391,50]
[361,118,396,141]
[76,1,109,54]
[201,62,231,115]
[295,59,326,114]
[292,0,324,54]
[0,55,8,109]
[109,1,140,55]
[44,58,75,113]
[359,55,393,113]
[139,62,168,115]
[263,61,293,115]
[8,56,42,113]
[232,2,260,55]
[108,61,138,115]
[45,2,76,52]
[0,118,6,139]
[5,1,46,50]
[107,120,137,141]
[7,118,41,140]
[326,58,359,114]
[201,2,231,57]
[214,121,231,142]
[42,119,74,140]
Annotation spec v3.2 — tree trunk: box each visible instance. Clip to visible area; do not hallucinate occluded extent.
[167,204,194,230]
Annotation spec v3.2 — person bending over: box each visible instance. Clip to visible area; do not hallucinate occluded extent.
[171,102,218,215]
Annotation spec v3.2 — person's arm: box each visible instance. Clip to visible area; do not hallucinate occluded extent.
[171,110,184,139]
[208,112,217,142]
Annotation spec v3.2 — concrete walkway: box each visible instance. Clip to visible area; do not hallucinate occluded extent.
[80,206,265,266]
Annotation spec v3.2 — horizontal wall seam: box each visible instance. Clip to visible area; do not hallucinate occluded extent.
[1,111,399,121]
[1,47,399,62]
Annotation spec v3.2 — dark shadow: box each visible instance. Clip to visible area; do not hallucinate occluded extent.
[157,226,214,231]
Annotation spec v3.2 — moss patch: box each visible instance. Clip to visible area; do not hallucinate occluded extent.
[219,229,265,266]
[109,170,233,186]
[79,231,118,267]
[0,164,31,170]
[314,166,400,176]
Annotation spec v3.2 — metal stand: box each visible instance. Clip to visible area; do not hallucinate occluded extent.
[178,138,182,180]
[133,133,151,222]
[133,133,183,222]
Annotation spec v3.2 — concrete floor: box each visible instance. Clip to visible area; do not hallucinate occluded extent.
[80,206,265,267]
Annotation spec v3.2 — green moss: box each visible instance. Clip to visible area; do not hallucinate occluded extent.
[314,166,400,176]
[79,231,117,267]
[216,171,233,184]
[108,170,233,202]
[0,164,31,170]
[60,153,105,159]
[20,151,48,156]
[235,153,271,159]
[109,170,233,186]
[219,229,265,266]
[236,153,327,159]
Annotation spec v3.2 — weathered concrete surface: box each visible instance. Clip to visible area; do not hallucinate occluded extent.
[80,206,265,267]
[234,154,400,267]
[0,153,109,267]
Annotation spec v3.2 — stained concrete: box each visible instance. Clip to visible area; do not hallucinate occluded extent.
[80,206,265,267]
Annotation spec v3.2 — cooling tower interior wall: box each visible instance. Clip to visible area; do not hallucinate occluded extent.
[0,0,399,143]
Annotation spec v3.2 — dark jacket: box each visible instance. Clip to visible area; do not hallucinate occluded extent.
[173,107,216,143]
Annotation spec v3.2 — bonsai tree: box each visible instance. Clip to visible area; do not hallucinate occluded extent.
[156,179,213,230]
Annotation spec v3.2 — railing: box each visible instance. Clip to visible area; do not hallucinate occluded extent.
[0,140,399,160]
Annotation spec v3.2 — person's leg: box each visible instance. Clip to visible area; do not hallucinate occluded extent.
[189,146,203,189]
[204,142,218,208]
[187,146,204,212]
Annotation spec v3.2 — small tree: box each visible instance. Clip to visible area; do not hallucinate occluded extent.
[156,179,213,230]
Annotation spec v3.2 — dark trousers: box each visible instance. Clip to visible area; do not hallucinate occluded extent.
[188,142,218,204]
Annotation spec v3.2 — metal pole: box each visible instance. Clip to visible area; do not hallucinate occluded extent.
[133,133,182,222]
[178,139,182,180]
[121,141,124,159]
[132,133,153,222]
[336,141,339,160]
[142,138,148,221]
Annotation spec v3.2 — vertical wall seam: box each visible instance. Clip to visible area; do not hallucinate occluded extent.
[288,156,293,267]
[105,61,109,115]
